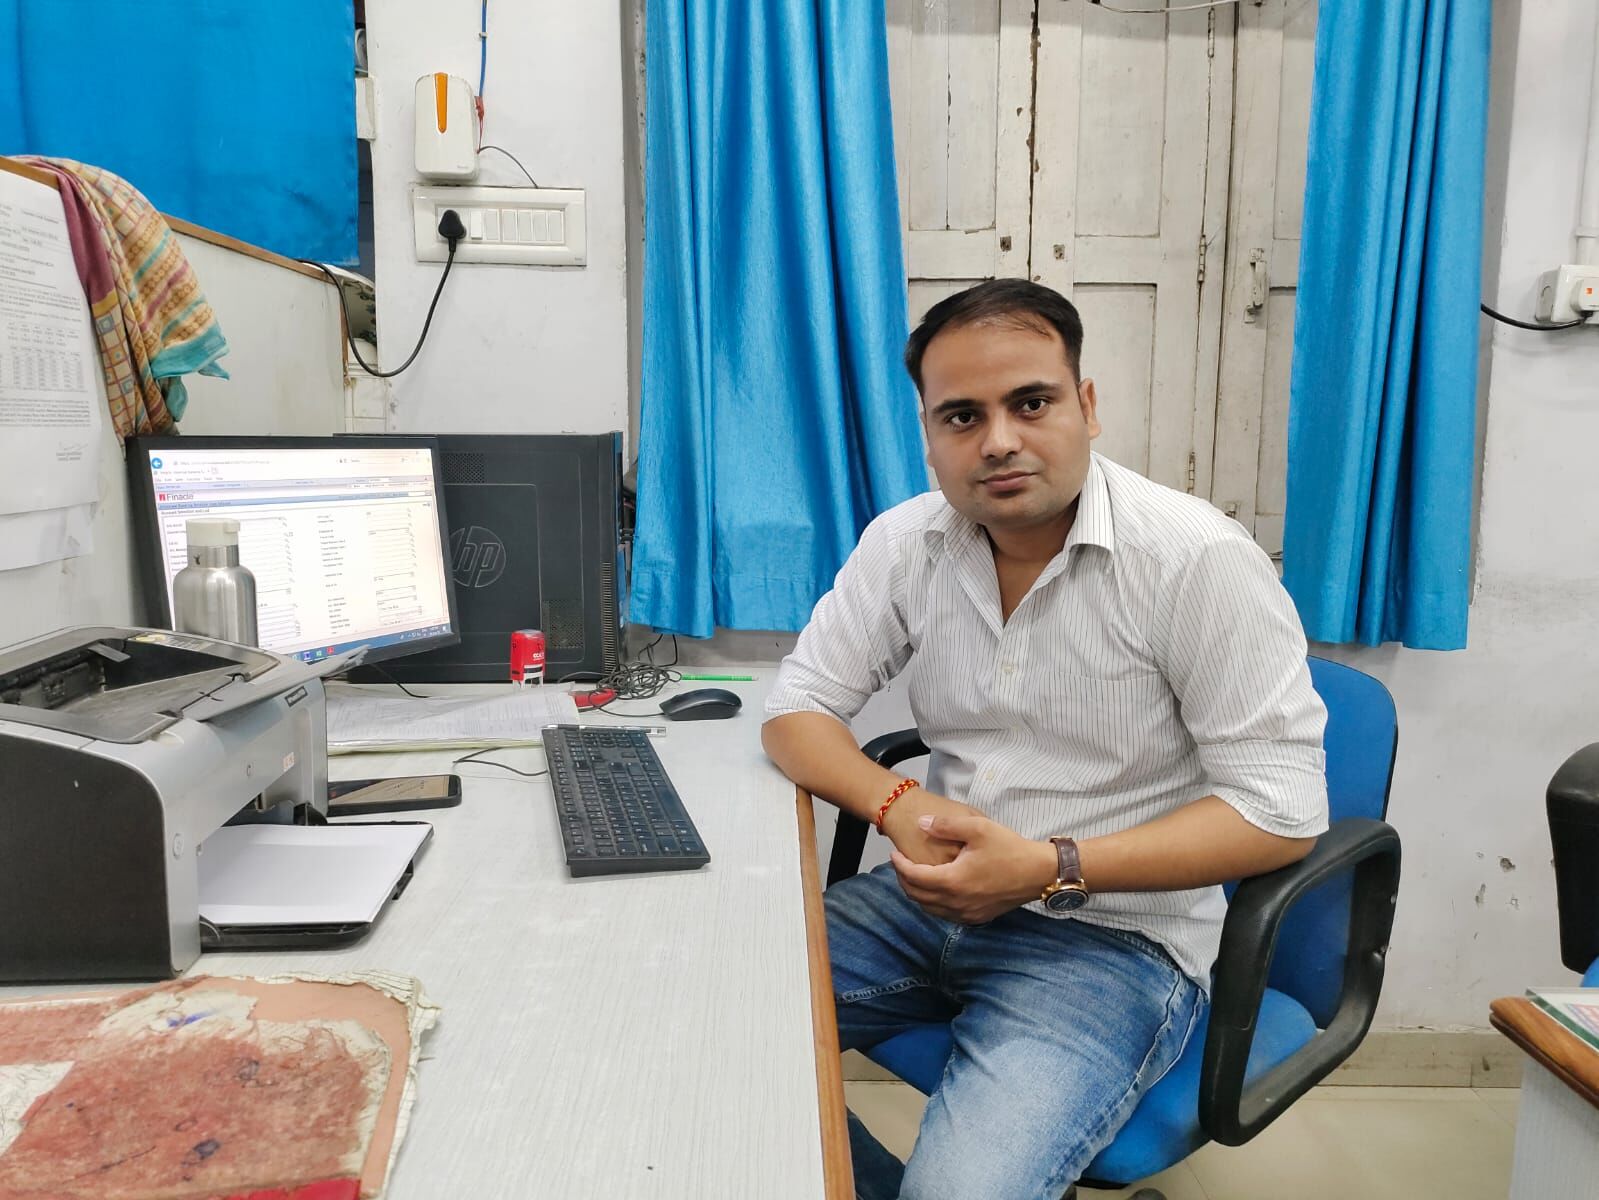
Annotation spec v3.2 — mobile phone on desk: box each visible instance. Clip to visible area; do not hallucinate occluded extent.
[326,774,463,817]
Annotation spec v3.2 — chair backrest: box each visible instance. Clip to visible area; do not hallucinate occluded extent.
[1253,657,1397,1026]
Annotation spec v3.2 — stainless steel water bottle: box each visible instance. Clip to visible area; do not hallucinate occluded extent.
[171,517,259,646]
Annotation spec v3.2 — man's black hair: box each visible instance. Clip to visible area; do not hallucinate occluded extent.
[904,278,1084,394]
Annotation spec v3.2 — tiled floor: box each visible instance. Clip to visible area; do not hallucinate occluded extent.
[844,1082,1520,1200]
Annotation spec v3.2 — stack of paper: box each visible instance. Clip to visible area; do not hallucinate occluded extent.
[199,824,433,929]
[324,687,579,753]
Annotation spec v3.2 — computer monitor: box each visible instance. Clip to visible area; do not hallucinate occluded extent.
[126,436,461,668]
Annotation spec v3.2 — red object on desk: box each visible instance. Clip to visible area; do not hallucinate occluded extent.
[573,688,616,710]
[224,1181,360,1200]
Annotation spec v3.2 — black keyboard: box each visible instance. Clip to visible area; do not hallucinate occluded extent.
[542,725,711,877]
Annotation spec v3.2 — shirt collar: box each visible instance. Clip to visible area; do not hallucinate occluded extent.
[922,453,1115,557]
[1063,454,1115,556]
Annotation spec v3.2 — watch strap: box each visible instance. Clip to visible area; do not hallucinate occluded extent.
[1050,835,1084,887]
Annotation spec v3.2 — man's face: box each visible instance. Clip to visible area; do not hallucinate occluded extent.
[919,319,1100,536]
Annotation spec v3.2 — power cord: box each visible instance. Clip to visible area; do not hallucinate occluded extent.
[478,144,541,188]
[367,663,428,699]
[556,634,682,715]
[1480,301,1586,332]
[305,208,466,379]
[453,746,547,779]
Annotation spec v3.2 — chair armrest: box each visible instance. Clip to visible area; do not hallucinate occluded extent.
[826,729,930,888]
[1199,817,1401,1145]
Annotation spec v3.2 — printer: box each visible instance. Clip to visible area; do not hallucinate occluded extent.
[0,626,334,984]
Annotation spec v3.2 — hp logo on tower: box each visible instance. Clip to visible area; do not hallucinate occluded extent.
[450,525,506,588]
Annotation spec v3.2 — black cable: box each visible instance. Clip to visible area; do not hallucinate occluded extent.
[303,221,461,380]
[594,700,664,718]
[478,144,541,188]
[1480,301,1586,331]
[365,663,428,699]
[453,747,547,779]
[642,633,680,669]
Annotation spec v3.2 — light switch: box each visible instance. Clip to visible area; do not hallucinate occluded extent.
[412,185,588,265]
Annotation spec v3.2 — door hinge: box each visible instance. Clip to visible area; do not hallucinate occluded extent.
[1185,451,1197,494]
[1196,234,1207,285]
[1207,8,1216,57]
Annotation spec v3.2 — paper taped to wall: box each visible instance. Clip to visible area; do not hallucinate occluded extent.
[0,169,103,525]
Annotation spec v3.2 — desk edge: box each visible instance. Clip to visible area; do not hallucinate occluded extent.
[1490,996,1599,1109]
[797,787,855,1199]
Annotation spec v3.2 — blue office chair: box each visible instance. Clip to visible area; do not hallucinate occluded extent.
[1548,747,1599,988]
[826,657,1402,1199]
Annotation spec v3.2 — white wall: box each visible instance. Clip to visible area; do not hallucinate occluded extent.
[1318,0,1599,1028]
[365,0,629,441]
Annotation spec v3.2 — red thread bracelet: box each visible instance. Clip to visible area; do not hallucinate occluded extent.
[875,778,920,829]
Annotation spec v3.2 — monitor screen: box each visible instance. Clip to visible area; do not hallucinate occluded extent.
[128,437,460,667]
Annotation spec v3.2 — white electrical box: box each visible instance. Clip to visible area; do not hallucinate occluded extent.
[1535,264,1599,325]
[412,185,587,266]
[414,73,479,181]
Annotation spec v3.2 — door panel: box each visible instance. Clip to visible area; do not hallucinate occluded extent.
[1211,0,1317,555]
[887,0,1032,291]
[1029,4,1228,491]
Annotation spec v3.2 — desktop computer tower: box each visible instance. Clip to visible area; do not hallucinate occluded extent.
[349,432,624,684]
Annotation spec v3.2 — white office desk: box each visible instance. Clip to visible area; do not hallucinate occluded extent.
[1,672,852,1198]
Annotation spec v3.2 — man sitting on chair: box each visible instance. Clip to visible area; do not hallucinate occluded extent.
[762,280,1329,1200]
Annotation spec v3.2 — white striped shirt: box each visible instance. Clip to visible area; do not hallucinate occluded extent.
[766,453,1328,985]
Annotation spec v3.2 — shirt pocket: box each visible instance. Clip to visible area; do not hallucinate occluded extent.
[1033,670,1179,793]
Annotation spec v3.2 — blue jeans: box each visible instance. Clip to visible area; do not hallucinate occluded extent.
[829,864,1204,1200]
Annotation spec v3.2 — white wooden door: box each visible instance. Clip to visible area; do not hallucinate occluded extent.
[883,1,1312,521]
[1209,0,1318,556]
[884,0,1034,321]
[1027,3,1233,492]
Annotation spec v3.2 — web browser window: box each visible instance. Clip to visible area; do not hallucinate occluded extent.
[146,445,454,663]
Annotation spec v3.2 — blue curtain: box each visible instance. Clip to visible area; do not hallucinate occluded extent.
[1282,0,1491,650]
[631,0,927,638]
[0,0,355,264]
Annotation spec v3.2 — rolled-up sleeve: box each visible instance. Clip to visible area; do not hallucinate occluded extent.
[1156,535,1329,838]
[765,512,915,726]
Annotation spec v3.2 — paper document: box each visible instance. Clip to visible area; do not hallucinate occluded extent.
[0,500,95,571]
[325,686,581,753]
[0,169,104,519]
[199,823,433,927]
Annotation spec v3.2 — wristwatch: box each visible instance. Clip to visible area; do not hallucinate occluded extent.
[1040,836,1089,913]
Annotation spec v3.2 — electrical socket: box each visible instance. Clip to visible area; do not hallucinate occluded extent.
[1534,264,1599,324]
[411,185,586,266]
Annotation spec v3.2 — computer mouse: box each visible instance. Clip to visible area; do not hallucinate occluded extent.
[659,687,743,721]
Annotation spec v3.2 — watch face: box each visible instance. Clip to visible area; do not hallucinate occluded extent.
[1044,887,1089,913]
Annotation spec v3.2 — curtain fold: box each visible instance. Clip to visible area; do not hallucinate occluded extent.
[0,0,356,264]
[1282,0,1491,650]
[631,0,926,638]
